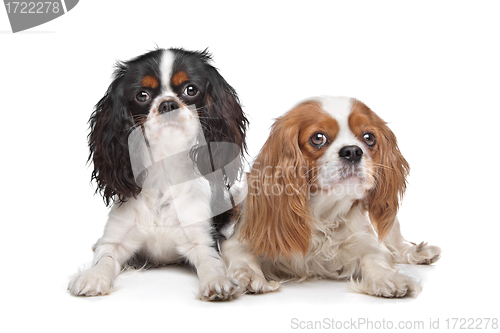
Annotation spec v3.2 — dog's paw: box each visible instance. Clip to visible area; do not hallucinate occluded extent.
[406,242,441,265]
[350,273,421,298]
[231,266,280,294]
[68,267,113,297]
[199,276,239,301]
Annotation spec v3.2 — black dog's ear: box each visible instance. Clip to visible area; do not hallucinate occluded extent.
[88,64,141,206]
[193,65,249,186]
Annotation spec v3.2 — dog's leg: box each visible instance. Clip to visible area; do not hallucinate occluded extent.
[383,217,441,265]
[347,237,421,297]
[221,222,280,294]
[339,211,421,297]
[175,220,239,301]
[350,251,421,298]
[68,202,143,296]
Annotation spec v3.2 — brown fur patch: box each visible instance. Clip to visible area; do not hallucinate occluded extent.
[172,71,189,86]
[349,100,409,240]
[296,103,339,188]
[141,75,159,89]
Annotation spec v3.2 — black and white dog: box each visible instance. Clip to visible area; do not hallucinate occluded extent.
[68,48,248,301]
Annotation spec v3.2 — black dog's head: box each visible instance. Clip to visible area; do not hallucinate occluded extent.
[88,48,248,206]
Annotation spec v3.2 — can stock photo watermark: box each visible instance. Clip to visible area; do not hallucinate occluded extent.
[3,0,79,33]
[289,317,499,330]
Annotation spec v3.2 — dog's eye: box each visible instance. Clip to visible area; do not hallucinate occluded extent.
[310,133,328,148]
[184,85,199,97]
[135,91,150,103]
[363,132,376,147]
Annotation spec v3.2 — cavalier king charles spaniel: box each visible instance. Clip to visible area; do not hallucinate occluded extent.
[222,96,441,298]
[68,48,248,301]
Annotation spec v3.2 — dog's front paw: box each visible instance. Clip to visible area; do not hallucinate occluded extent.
[231,265,280,294]
[68,267,113,297]
[199,276,239,301]
[406,242,441,265]
[350,273,421,298]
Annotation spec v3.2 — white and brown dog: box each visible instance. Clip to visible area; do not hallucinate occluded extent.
[222,96,441,298]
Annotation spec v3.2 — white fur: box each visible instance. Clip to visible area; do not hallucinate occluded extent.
[69,51,237,300]
[160,50,175,95]
[223,96,439,298]
[384,217,441,265]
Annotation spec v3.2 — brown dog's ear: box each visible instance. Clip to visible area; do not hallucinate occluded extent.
[366,115,409,240]
[239,115,312,259]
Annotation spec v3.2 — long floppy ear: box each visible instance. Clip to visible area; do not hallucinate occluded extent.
[193,62,248,186]
[186,54,249,240]
[366,120,409,240]
[88,64,141,206]
[239,117,312,258]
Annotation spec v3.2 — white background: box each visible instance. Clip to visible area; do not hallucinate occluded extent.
[1,1,499,332]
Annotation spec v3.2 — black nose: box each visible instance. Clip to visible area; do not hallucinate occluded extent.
[339,145,363,163]
[158,100,179,113]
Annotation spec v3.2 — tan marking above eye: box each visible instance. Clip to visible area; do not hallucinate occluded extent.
[141,75,159,89]
[349,100,383,148]
[172,71,190,86]
[348,110,370,136]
